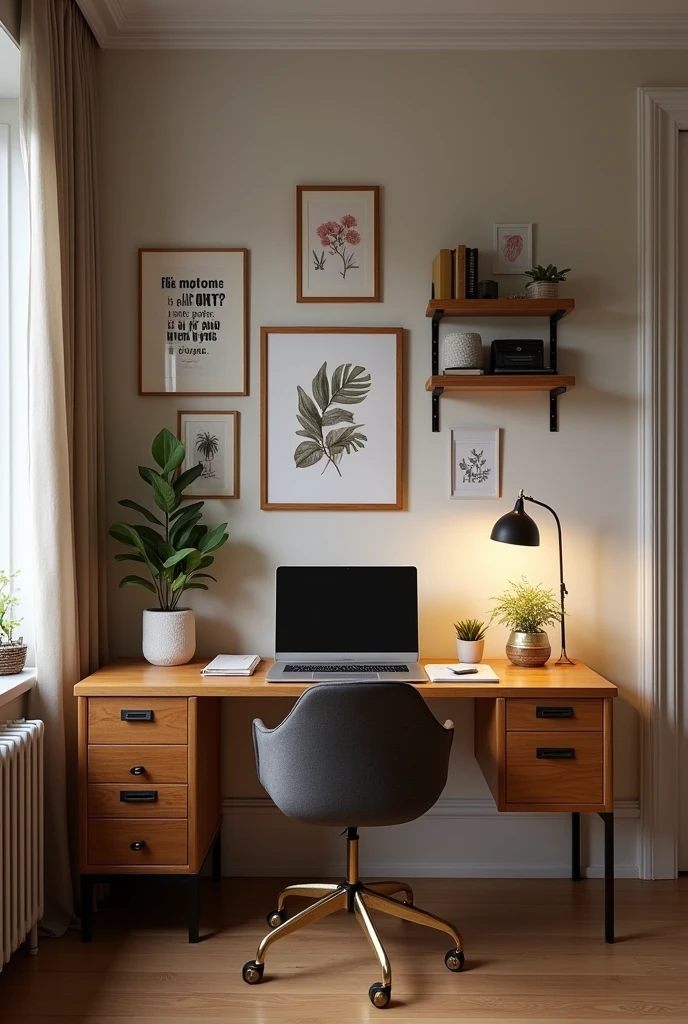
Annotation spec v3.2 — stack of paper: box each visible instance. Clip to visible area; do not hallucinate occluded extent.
[425,664,499,683]
[201,655,261,677]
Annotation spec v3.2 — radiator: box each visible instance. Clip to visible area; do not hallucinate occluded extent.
[0,720,44,968]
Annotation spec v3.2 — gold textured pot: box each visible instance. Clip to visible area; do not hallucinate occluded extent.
[505,630,551,668]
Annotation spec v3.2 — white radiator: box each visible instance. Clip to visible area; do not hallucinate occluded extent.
[0,719,44,968]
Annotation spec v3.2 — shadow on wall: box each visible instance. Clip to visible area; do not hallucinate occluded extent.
[196,540,270,656]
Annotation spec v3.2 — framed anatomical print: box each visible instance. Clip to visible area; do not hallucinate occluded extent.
[261,327,402,510]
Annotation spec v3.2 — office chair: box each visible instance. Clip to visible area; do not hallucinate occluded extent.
[241,680,464,1009]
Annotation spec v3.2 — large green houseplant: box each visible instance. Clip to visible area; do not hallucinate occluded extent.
[490,577,561,667]
[109,428,229,665]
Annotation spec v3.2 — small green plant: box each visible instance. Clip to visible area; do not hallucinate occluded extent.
[0,570,22,645]
[109,428,229,611]
[525,264,570,283]
[454,618,487,642]
[490,577,561,634]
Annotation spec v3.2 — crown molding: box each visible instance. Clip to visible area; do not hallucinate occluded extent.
[76,3,688,50]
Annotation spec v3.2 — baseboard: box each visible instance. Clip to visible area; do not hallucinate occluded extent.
[220,796,640,878]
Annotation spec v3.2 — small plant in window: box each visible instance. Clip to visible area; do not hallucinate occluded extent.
[0,570,27,675]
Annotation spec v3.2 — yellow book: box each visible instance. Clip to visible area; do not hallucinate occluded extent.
[453,245,466,299]
[432,249,452,300]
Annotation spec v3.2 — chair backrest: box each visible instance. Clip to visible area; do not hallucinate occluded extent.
[252,681,453,827]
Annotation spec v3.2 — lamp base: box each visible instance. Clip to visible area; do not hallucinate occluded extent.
[555,649,575,666]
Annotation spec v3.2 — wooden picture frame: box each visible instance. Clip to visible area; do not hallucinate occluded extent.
[177,410,240,499]
[261,327,403,510]
[139,248,248,396]
[492,224,533,275]
[296,186,380,302]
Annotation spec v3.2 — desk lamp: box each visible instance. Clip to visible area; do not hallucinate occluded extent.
[490,489,573,666]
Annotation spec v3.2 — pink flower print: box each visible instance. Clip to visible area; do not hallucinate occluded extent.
[344,229,361,245]
[502,234,524,263]
[314,214,361,279]
[341,214,357,228]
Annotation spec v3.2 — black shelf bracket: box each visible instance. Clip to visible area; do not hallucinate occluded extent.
[549,386,567,432]
[549,309,566,373]
[432,387,443,432]
[431,309,443,376]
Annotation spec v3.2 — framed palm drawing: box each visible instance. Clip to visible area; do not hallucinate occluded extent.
[296,186,380,302]
[261,327,402,510]
[177,411,239,499]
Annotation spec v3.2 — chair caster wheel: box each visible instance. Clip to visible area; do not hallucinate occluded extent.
[445,949,465,972]
[242,960,264,984]
[267,908,286,928]
[369,982,391,1008]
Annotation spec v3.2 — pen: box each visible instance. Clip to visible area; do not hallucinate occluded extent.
[445,666,479,675]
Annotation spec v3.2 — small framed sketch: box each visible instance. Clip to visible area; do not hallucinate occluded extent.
[139,248,248,396]
[492,223,533,275]
[177,411,239,499]
[261,327,402,510]
[450,429,500,499]
[297,186,380,302]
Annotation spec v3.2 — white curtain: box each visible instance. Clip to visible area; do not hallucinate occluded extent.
[20,0,106,935]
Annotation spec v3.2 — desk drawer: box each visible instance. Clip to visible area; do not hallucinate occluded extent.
[88,745,188,784]
[88,784,187,819]
[87,819,188,866]
[88,698,187,745]
[506,699,603,732]
[506,731,603,805]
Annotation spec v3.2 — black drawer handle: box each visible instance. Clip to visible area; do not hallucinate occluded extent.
[120,790,158,804]
[130,765,146,776]
[129,841,147,851]
[536,706,574,719]
[537,747,575,759]
[121,709,153,722]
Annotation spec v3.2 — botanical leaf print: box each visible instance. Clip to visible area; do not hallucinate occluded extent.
[502,234,524,263]
[293,362,371,477]
[459,449,492,484]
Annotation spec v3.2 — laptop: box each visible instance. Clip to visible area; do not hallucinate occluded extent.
[266,566,426,682]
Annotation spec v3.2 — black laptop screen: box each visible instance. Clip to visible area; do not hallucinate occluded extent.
[275,566,419,655]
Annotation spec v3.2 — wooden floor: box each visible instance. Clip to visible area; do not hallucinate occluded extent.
[2,876,688,1021]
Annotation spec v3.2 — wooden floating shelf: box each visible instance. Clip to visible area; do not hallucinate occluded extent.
[425,374,576,392]
[426,298,575,319]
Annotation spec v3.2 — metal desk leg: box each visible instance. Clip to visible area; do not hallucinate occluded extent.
[212,831,222,881]
[80,875,93,943]
[599,812,615,943]
[188,874,200,943]
[571,812,581,881]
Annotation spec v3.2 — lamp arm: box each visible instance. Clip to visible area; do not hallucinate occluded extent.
[521,492,569,658]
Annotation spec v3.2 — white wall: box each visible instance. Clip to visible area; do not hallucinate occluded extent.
[98,49,688,876]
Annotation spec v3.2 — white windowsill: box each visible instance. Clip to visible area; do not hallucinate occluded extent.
[0,668,36,709]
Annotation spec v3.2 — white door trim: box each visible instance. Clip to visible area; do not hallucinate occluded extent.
[638,88,688,878]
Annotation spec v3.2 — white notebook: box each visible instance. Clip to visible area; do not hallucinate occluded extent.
[201,655,260,676]
[425,663,499,683]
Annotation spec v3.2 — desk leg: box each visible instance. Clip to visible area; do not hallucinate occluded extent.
[599,812,614,943]
[571,813,581,881]
[189,875,200,943]
[80,875,93,943]
[212,831,222,881]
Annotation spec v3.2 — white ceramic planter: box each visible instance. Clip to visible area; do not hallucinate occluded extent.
[456,638,484,664]
[142,609,196,666]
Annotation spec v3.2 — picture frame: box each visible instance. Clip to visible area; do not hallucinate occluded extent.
[177,410,239,499]
[296,186,380,302]
[492,223,533,275]
[450,429,500,499]
[139,248,248,396]
[261,327,403,510]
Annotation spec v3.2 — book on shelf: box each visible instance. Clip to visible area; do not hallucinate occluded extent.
[452,245,466,299]
[443,368,484,375]
[432,249,452,300]
[466,247,479,299]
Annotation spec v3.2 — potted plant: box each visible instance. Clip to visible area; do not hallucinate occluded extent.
[109,428,229,666]
[453,618,487,664]
[0,570,27,675]
[490,576,561,667]
[524,264,570,300]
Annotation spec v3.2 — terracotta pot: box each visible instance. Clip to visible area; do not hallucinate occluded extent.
[505,630,551,667]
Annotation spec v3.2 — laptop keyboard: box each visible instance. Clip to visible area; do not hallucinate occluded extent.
[284,664,409,673]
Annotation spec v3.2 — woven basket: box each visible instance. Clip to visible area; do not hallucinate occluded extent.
[526,281,559,300]
[0,642,28,675]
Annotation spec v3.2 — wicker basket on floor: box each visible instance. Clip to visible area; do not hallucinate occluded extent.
[0,641,28,675]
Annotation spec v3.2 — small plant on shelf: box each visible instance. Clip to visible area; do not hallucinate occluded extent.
[490,576,561,667]
[0,570,27,675]
[524,264,570,300]
[453,618,488,664]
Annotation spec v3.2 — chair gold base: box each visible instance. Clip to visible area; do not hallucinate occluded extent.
[242,832,464,1008]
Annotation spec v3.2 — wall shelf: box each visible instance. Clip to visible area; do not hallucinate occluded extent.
[426,297,576,432]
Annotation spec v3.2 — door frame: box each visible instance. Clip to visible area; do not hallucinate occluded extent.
[637,88,688,878]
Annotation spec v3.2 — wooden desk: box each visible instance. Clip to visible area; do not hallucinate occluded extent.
[75,658,617,943]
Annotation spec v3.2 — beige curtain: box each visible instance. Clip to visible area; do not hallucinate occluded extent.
[20,0,106,935]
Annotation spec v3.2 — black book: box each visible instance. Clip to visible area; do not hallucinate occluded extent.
[467,248,479,299]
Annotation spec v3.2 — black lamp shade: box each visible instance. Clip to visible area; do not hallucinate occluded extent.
[490,498,540,547]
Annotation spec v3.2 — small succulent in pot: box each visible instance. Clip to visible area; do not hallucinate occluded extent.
[454,618,487,664]
[490,577,562,667]
[0,570,27,675]
[524,264,570,300]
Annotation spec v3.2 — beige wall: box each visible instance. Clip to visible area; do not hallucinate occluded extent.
[98,50,688,872]
[0,0,20,43]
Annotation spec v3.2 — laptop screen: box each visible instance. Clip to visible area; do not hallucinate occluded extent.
[275,566,419,656]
